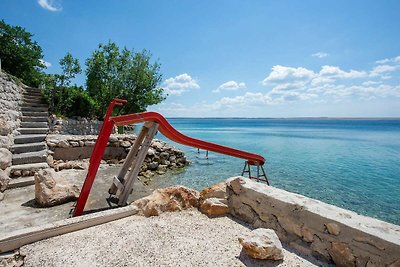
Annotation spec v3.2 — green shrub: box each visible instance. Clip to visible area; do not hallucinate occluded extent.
[43,86,100,118]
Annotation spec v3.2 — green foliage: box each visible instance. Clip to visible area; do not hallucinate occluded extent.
[0,19,44,86]
[86,41,165,116]
[55,52,82,87]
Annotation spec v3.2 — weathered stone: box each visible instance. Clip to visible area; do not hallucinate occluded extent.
[120,141,131,148]
[0,136,11,149]
[47,154,54,167]
[388,259,400,267]
[109,136,118,142]
[0,117,12,135]
[329,242,356,267]
[301,225,314,243]
[0,148,12,170]
[238,228,284,260]
[168,155,176,162]
[84,141,96,146]
[326,222,341,236]
[157,164,167,172]
[70,141,80,147]
[200,197,229,217]
[78,140,84,147]
[147,148,155,156]
[132,186,199,217]
[12,170,21,177]
[160,151,169,160]
[227,176,243,194]
[58,140,70,148]
[152,141,164,150]
[148,162,159,170]
[160,159,170,166]
[142,170,154,178]
[34,168,80,207]
[0,169,10,192]
[199,181,226,201]
[0,192,4,201]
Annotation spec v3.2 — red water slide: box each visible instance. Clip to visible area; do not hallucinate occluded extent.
[73,99,265,216]
[111,112,265,166]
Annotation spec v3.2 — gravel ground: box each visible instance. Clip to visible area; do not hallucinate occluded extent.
[20,209,318,267]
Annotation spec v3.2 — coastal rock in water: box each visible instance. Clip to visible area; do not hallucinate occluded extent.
[200,197,229,217]
[238,228,284,260]
[132,186,199,217]
[34,168,80,207]
[329,242,356,267]
[0,169,10,192]
[199,181,226,201]
[0,148,12,170]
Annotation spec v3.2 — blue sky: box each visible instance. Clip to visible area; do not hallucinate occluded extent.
[1,0,400,117]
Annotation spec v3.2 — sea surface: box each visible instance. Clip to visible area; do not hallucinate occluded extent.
[143,118,400,225]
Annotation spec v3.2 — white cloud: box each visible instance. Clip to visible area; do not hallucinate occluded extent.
[370,65,398,77]
[213,80,246,93]
[39,59,52,68]
[163,73,200,96]
[312,52,329,58]
[262,65,315,85]
[38,0,62,11]
[319,65,368,79]
[375,56,400,65]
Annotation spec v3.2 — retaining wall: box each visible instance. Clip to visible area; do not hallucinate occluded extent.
[227,177,400,267]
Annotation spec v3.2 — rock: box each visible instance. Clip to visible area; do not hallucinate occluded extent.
[168,155,176,162]
[109,136,118,142]
[0,136,11,149]
[152,141,164,150]
[12,170,21,177]
[84,141,96,146]
[58,140,70,148]
[0,192,4,201]
[238,228,284,260]
[79,140,85,147]
[120,141,131,148]
[148,161,159,170]
[34,169,80,207]
[0,148,12,170]
[199,181,226,201]
[47,154,54,167]
[329,242,356,267]
[160,152,169,160]
[0,169,10,192]
[200,197,229,217]
[70,141,80,147]
[142,170,154,178]
[389,259,400,267]
[147,148,156,156]
[160,159,170,166]
[157,164,167,172]
[0,117,12,135]
[301,225,314,242]
[132,186,199,217]
[326,222,340,236]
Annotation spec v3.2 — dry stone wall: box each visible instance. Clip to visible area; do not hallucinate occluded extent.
[227,177,400,267]
[0,72,23,149]
[49,116,104,135]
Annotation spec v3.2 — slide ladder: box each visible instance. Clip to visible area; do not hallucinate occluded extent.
[73,99,269,217]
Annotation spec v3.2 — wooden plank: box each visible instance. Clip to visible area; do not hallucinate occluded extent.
[117,123,159,206]
[0,205,139,253]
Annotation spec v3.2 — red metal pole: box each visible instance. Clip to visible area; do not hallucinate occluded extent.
[73,99,127,217]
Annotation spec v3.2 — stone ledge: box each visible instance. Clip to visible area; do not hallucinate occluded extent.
[227,176,400,266]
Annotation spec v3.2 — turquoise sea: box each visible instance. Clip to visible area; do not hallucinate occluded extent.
[148,118,400,225]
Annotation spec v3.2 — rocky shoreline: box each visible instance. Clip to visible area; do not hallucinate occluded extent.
[46,134,189,185]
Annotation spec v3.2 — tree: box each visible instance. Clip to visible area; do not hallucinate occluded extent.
[56,52,81,87]
[86,41,165,116]
[0,20,44,86]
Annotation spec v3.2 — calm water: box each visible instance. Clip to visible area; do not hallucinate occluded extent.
[147,118,400,225]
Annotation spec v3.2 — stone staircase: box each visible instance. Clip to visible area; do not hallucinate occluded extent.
[9,87,49,188]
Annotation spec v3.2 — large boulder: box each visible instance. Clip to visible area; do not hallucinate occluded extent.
[199,181,226,201]
[132,186,199,217]
[34,169,80,207]
[0,169,10,192]
[238,228,284,261]
[199,197,229,217]
[0,148,12,170]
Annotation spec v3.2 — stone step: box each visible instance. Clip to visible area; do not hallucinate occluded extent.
[12,149,47,165]
[21,106,48,112]
[18,128,48,134]
[21,116,48,122]
[23,94,43,100]
[7,176,35,189]
[20,122,48,128]
[22,102,48,108]
[23,98,45,105]
[10,162,48,177]
[21,111,48,117]
[24,87,42,93]
[11,142,47,154]
[14,134,46,144]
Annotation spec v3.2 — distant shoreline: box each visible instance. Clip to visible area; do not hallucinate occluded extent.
[166,117,400,120]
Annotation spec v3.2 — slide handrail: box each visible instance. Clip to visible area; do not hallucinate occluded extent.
[111,112,265,166]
